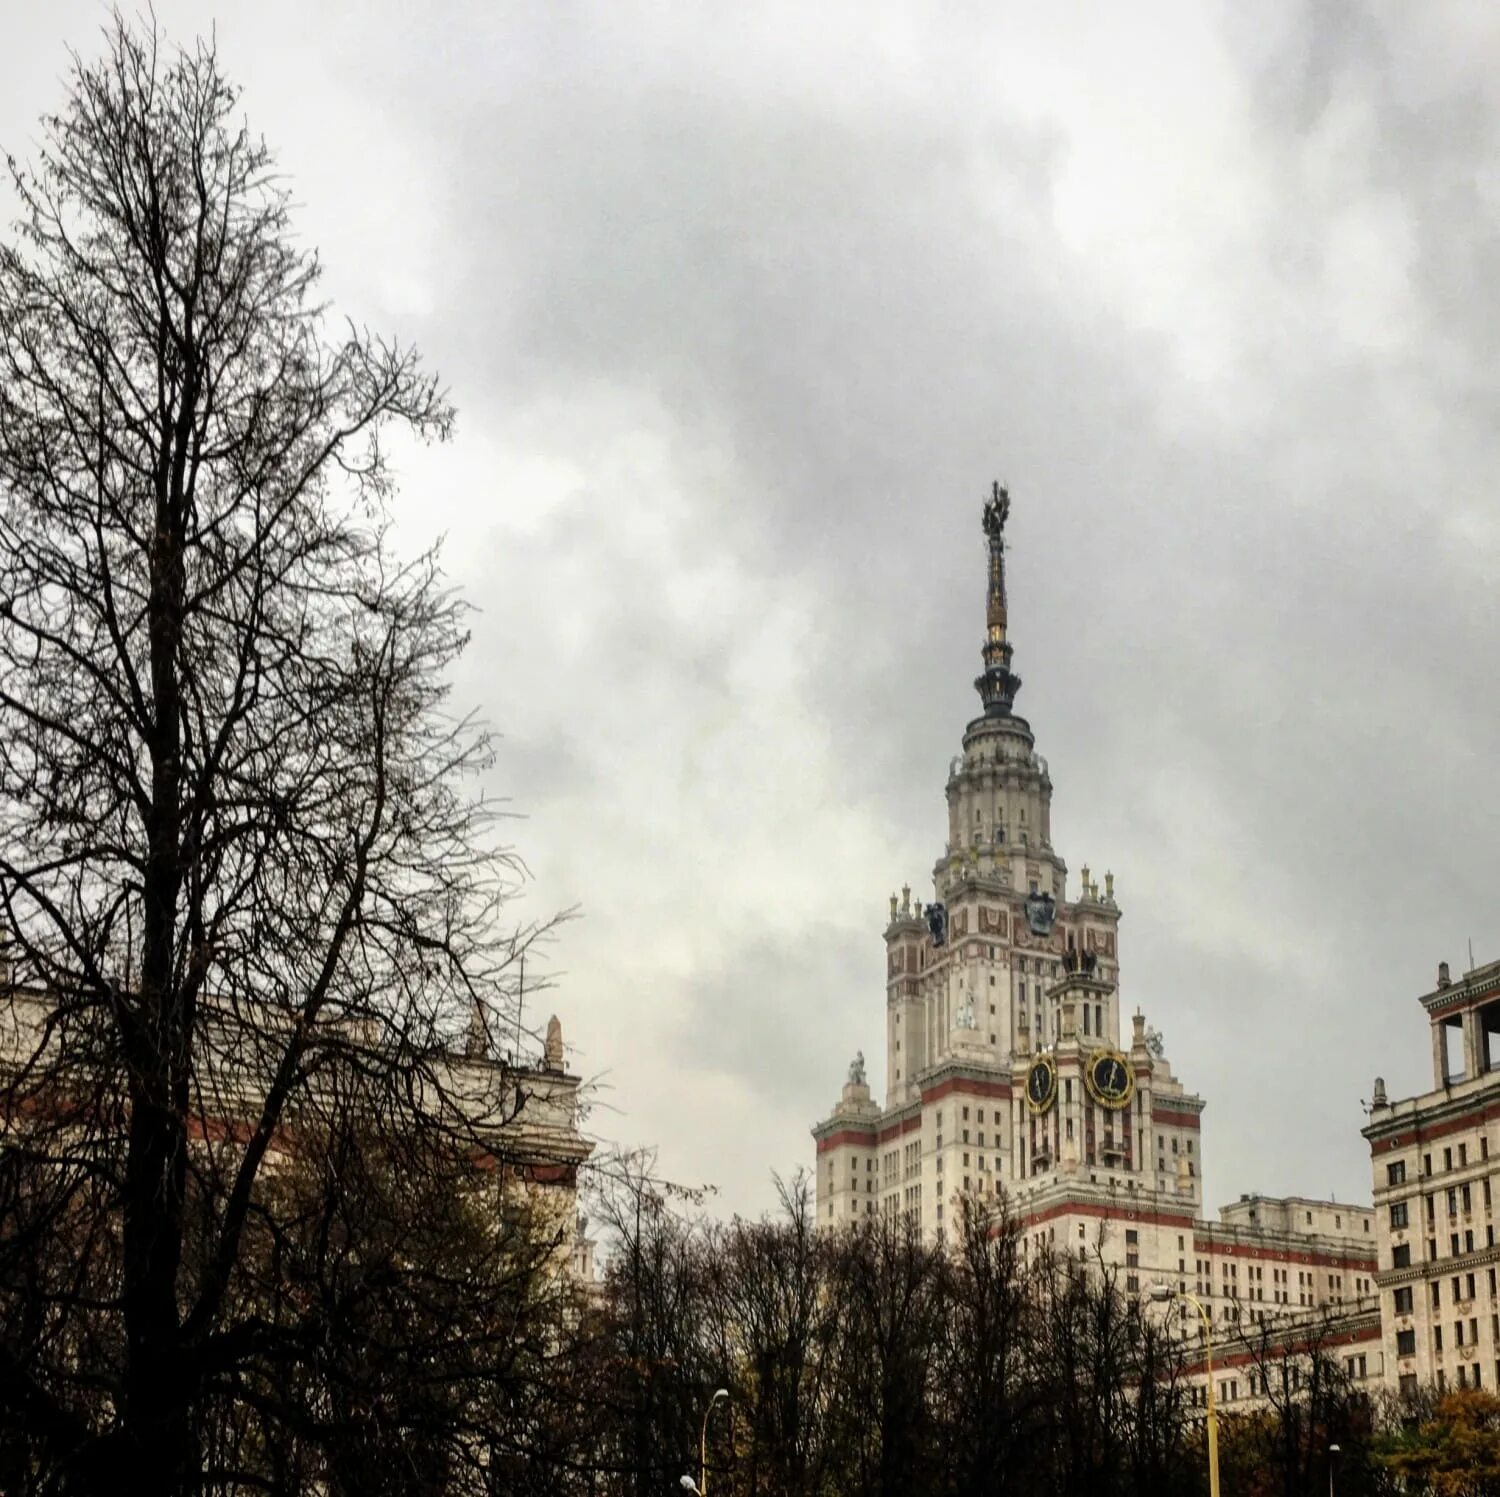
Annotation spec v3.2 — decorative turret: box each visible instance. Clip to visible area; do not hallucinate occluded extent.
[974,482,1022,717]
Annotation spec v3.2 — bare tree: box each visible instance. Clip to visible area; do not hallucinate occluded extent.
[931,1192,1045,1497]
[0,16,557,1494]
[1214,1305,1377,1497]
[588,1154,717,1497]
[826,1211,945,1497]
[698,1173,842,1497]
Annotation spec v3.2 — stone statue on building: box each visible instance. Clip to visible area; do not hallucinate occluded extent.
[544,1013,564,1070]
[848,1050,866,1086]
[982,480,1010,537]
[465,997,489,1059]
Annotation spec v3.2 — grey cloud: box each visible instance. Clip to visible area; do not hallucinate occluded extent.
[5,1,1499,1219]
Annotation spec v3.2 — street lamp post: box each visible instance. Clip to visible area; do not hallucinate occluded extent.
[680,1388,730,1496]
[1151,1284,1220,1497]
[1329,1441,1341,1497]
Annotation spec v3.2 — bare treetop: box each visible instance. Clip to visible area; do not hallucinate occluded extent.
[0,17,560,1493]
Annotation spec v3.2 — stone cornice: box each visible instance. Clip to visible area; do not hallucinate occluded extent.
[1418,958,1500,1015]
[1376,1240,1500,1287]
[1363,1081,1500,1148]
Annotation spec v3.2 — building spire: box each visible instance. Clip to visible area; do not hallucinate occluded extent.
[974,482,1022,716]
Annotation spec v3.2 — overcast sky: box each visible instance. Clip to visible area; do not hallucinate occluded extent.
[5,1,1498,1223]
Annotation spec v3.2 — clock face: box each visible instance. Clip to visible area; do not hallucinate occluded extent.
[1085,1048,1134,1110]
[1025,1056,1057,1114]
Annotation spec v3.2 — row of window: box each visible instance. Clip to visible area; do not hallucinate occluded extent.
[1390,1222,1498,1269]
[1390,1177,1494,1229]
[1388,1137,1492,1188]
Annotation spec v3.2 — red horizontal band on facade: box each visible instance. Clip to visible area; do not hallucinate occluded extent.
[815,1126,878,1154]
[1181,1320,1381,1379]
[1018,1198,1196,1233]
[185,1116,255,1146]
[1152,1108,1201,1129]
[1192,1238,1378,1272]
[1368,1098,1500,1154]
[922,1076,1013,1104]
[876,1116,924,1146]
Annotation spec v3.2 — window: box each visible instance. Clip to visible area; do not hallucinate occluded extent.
[1397,1329,1416,1357]
[1435,1326,1444,1352]
[1392,1244,1412,1269]
[1394,1286,1413,1314]
[1424,1153,1432,1176]
[1391,1202,1409,1229]
[1462,1143,1469,1167]
[1446,1148,1454,1171]
[1388,1160,1407,1185]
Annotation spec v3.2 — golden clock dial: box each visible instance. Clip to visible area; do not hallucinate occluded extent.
[1024,1055,1057,1114]
[1084,1048,1134,1109]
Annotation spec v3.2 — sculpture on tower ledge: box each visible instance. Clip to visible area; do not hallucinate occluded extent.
[848,1050,866,1087]
[983,480,1010,538]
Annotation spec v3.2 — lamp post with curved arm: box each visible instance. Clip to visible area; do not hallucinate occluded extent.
[1151,1283,1219,1497]
[680,1388,730,1495]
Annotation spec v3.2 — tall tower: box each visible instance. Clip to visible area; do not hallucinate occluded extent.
[814,483,1204,1244]
[813,489,1383,1409]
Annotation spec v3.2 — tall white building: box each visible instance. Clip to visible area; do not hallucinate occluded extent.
[812,487,1382,1406]
[1365,955,1500,1397]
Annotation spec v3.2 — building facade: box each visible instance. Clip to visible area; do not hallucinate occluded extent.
[1365,956,1500,1397]
[0,957,595,1277]
[812,487,1382,1407]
